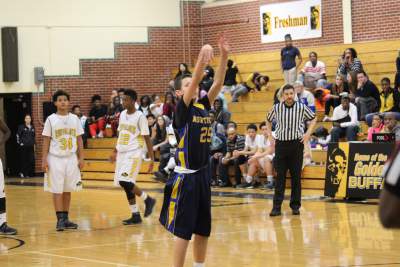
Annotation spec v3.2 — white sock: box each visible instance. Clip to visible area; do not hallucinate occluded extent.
[129,204,139,213]
[0,213,6,226]
[267,175,273,183]
[245,175,253,183]
[140,192,148,200]
[193,263,204,267]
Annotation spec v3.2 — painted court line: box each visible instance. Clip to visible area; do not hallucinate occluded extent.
[30,251,138,267]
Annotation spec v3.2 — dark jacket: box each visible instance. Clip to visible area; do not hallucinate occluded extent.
[16,124,35,147]
[214,109,231,127]
[356,80,381,110]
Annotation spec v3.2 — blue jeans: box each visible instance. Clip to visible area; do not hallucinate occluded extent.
[330,126,358,142]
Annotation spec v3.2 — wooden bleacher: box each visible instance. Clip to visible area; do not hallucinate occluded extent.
[216,39,399,90]
[82,137,327,190]
[83,39,398,189]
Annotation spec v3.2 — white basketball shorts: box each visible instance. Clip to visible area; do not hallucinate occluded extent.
[44,154,82,193]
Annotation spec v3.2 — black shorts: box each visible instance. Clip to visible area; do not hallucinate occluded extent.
[159,167,211,240]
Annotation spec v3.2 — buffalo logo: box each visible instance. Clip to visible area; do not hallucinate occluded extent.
[262,12,272,35]
[326,147,347,194]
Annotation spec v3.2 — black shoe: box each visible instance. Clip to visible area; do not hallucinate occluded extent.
[56,219,65,231]
[263,181,275,190]
[64,219,79,229]
[253,182,262,188]
[144,197,156,217]
[269,209,282,217]
[153,171,168,183]
[123,213,142,225]
[0,223,17,235]
[292,209,300,216]
[237,182,252,188]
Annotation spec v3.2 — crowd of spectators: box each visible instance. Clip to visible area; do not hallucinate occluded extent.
[71,39,399,190]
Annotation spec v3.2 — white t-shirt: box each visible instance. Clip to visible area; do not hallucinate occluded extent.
[245,134,261,150]
[42,113,84,157]
[257,134,272,150]
[302,60,326,76]
[116,110,149,152]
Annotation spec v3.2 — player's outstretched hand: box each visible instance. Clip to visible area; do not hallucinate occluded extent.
[198,44,214,64]
[218,33,230,55]
[147,160,154,173]
[78,159,85,170]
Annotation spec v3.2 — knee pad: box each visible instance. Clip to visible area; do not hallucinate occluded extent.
[0,198,5,213]
[119,181,135,200]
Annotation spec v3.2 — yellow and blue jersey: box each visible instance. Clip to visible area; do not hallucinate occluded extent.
[174,95,212,170]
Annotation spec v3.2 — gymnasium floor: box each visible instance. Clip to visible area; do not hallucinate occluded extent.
[0,177,398,267]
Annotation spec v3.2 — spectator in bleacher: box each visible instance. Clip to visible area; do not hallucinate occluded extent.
[298,51,327,89]
[315,88,331,113]
[231,72,269,102]
[235,124,260,188]
[324,74,349,117]
[365,77,400,126]
[294,81,316,112]
[326,92,359,142]
[209,110,227,186]
[227,121,237,131]
[338,48,363,78]
[367,114,384,142]
[281,34,302,85]
[89,94,108,138]
[110,89,118,107]
[147,114,156,134]
[347,71,359,97]
[72,105,88,147]
[149,94,163,117]
[223,59,239,93]
[117,89,125,104]
[355,71,381,120]
[245,122,275,190]
[138,95,152,116]
[199,66,215,97]
[381,112,400,141]
[395,50,400,89]
[213,98,231,128]
[174,63,191,80]
[151,115,168,148]
[162,92,176,120]
[219,127,246,188]
[210,110,225,135]
[106,96,123,137]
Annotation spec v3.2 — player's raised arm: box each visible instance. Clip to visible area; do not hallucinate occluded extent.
[208,34,230,104]
[182,44,214,106]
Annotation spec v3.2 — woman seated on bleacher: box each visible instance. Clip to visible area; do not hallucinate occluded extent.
[365,77,400,126]
[367,114,384,141]
[231,72,269,102]
[246,122,275,190]
[324,74,349,119]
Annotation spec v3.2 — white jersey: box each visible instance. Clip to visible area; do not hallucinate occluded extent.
[245,134,261,150]
[257,134,272,150]
[116,110,149,152]
[42,113,84,157]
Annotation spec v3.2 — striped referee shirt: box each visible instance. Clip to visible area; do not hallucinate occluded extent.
[267,101,315,141]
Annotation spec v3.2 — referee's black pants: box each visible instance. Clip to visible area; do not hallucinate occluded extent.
[273,140,304,210]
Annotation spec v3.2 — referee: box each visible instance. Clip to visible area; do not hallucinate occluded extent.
[266,84,317,216]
